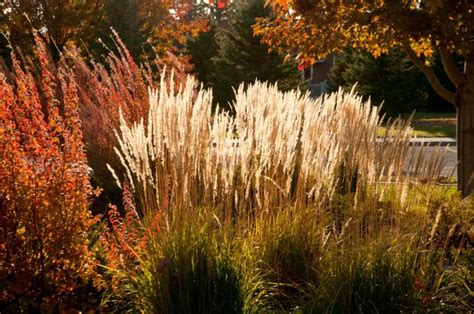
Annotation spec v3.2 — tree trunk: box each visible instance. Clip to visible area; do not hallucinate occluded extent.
[405,41,474,197]
[457,60,474,197]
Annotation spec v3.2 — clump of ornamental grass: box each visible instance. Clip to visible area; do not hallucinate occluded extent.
[305,221,473,313]
[236,191,472,312]
[137,218,244,314]
[315,186,473,313]
[98,199,245,313]
[236,209,322,311]
[310,237,431,312]
[111,76,447,226]
[106,73,471,312]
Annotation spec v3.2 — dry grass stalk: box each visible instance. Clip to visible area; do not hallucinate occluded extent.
[110,77,446,228]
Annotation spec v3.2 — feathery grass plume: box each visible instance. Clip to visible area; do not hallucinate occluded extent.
[111,72,213,219]
[108,75,472,312]
[111,78,446,226]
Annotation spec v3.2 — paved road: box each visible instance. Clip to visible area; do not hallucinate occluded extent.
[409,145,457,178]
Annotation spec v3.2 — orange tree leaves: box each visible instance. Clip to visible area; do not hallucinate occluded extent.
[0,0,207,60]
[0,37,95,303]
[254,0,474,66]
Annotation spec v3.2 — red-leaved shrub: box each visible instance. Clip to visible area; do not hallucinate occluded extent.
[69,32,192,197]
[0,37,95,305]
[96,181,167,308]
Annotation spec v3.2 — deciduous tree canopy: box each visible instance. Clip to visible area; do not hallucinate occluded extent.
[0,0,206,61]
[0,0,105,54]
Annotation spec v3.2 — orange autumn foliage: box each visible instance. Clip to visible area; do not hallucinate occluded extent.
[255,0,473,65]
[0,37,95,303]
[2,33,193,203]
[96,180,169,302]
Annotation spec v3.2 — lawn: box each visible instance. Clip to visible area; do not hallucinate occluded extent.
[378,112,456,138]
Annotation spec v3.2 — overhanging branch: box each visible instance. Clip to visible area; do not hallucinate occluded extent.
[402,40,456,105]
[438,45,465,87]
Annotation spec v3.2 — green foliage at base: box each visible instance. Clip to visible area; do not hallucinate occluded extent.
[100,220,244,313]
[141,227,243,314]
[98,188,473,313]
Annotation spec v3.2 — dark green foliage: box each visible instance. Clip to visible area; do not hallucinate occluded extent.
[0,36,8,63]
[88,0,159,62]
[327,48,459,116]
[190,0,301,108]
[135,227,244,314]
[311,250,424,313]
[328,48,429,116]
[0,13,9,60]
[101,0,151,59]
[241,212,321,311]
[185,24,220,91]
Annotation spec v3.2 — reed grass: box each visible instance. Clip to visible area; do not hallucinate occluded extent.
[102,74,472,312]
[111,76,446,224]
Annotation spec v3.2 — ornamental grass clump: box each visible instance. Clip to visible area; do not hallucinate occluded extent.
[138,221,244,314]
[0,37,95,310]
[312,238,430,312]
[306,221,473,313]
[105,73,464,312]
[237,209,322,311]
[98,199,245,313]
[111,76,446,225]
[237,190,473,312]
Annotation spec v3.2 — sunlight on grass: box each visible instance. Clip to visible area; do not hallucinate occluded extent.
[378,112,456,138]
[93,79,473,312]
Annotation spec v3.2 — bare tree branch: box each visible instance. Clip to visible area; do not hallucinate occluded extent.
[402,40,456,105]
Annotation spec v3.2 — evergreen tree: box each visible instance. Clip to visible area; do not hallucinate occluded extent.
[327,48,454,116]
[185,23,220,90]
[212,0,302,110]
[102,0,150,58]
[185,0,230,93]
